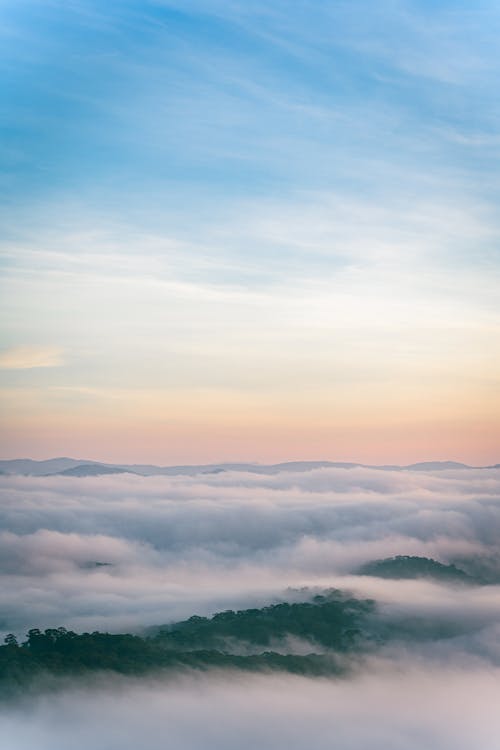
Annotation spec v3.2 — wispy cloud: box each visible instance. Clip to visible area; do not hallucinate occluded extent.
[0,345,64,370]
[1,0,499,460]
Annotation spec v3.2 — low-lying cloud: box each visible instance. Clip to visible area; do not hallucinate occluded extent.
[0,466,499,636]
[1,666,500,750]
[2,466,500,748]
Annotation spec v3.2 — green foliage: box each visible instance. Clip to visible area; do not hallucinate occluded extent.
[0,590,374,693]
[155,590,374,652]
[357,555,476,583]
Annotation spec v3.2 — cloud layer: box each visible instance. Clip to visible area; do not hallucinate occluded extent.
[2,666,500,750]
[1,466,499,636]
[2,466,500,747]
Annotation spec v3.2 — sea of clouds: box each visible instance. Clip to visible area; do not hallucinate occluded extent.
[0,466,499,635]
[1,466,500,747]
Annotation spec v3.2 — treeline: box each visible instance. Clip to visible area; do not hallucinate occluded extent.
[0,591,374,692]
[155,591,374,650]
[357,555,477,583]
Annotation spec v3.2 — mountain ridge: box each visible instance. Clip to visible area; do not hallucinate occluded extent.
[0,458,497,477]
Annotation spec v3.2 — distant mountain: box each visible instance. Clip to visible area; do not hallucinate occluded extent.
[0,458,495,477]
[404,461,470,471]
[0,458,98,476]
[55,464,134,477]
[117,462,258,476]
[357,555,477,584]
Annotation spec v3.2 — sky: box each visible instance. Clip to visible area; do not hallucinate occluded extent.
[1,0,499,464]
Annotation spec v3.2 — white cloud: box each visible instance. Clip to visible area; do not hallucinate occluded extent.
[1,667,500,750]
[0,467,499,635]
[0,468,499,748]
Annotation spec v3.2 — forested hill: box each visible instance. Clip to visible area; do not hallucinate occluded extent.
[1,577,485,695]
[153,591,374,650]
[0,591,374,691]
[357,556,477,583]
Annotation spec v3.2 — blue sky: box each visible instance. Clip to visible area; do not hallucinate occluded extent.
[3,1,500,217]
[1,1,499,462]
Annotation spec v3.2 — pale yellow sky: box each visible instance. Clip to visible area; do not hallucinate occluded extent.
[1,196,499,465]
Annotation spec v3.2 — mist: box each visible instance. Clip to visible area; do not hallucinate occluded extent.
[1,467,499,635]
[1,460,500,750]
[2,665,500,750]
[2,465,500,750]
[0,463,497,677]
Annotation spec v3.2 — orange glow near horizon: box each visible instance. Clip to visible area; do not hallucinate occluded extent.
[1,384,498,465]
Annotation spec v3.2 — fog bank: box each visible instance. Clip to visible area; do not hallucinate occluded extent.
[2,666,500,750]
[0,467,499,634]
